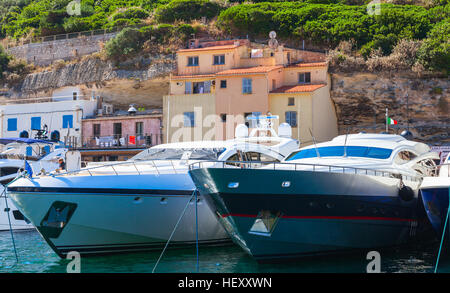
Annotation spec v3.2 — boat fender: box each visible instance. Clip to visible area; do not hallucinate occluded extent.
[398,185,414,201]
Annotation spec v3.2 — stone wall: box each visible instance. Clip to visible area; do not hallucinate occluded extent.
[330,72,449,145]
[7,33,117,66]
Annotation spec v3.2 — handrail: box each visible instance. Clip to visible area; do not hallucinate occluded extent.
[188,160,424,182]
[48,158,188,177]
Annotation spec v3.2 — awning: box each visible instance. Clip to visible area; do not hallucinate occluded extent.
[0,138,54,145]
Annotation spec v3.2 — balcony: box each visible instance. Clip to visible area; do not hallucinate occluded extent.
[80,134,162,149]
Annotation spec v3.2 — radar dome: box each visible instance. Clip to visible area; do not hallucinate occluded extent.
[235,124,249,138]
[278,123,292,138]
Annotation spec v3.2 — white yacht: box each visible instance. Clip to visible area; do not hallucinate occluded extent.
[0,138,67,231]
[7,123,299,257]
[420,153,450,235]
[189,133,439,262]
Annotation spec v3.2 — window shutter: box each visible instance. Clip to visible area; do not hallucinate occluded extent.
[185,82,192,94]
[204,81,211,93]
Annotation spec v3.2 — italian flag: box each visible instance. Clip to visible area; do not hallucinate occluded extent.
[387,117,398,125]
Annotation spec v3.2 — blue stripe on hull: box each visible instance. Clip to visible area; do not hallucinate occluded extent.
[421,188,450,234]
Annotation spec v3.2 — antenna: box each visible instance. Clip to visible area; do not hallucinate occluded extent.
[309,128,320,158]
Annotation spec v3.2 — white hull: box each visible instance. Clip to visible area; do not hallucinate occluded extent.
[8,174,229,257]
[0,194,34,231]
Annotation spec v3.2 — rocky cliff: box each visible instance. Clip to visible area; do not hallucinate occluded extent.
[3,55,175,109]
[330,72,449,145]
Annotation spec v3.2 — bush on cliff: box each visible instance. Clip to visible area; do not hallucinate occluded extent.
[0,45,11,78]
[105,27,144,61]
[154,0,224,23]
[417,19,450,74]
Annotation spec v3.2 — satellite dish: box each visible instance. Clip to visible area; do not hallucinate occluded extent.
[269,31,277,39]
[268,31,278,49]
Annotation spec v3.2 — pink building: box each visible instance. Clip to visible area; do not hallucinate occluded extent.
[80,109,162,161]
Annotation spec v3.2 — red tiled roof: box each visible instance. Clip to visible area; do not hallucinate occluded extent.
[270,84,326,94]
[178,45,240,53]
[171,74,216,79]
[286,62,328,68]
[216,66,283,76]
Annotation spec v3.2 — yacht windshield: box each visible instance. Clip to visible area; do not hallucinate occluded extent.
[131,148,225,161]
[285,146,393,161]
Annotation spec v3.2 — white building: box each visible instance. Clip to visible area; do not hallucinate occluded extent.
[0,97,98,147]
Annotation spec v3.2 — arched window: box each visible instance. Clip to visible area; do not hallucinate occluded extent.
[51,131,60,142]
[19,131,29,138]
[394,151,417,165]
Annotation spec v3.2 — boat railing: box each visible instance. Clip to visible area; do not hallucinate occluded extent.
[48,159,185,177]
[188,160,422,182]
[434,163,450,177]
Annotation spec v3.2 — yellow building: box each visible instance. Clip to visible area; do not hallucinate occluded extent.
[163,39,338,145]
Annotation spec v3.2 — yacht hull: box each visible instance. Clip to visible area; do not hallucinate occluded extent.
[421,186,450,235]
[0,195,34,231]
[189,168,426,262]
[7,174,229,257]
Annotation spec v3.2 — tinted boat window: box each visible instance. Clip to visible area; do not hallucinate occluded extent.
[285,146,392,161]
[131,148,225,161]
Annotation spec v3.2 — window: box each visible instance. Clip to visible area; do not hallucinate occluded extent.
[285,111,297,127]
[298,72,311,84]
[220,80,227,89]
[7,118,17,131]
[244,112,252,128]
[394,151,417,165]
[31,117,41,130]
[184,112,195,127]
[136,122,144,136]
[62,115,73,129]
[185,81,192,94]
[193,81,211,94]
[272,79,276,90]
[213,55,225,65]
[187,56,199,66]
[93,124,101,137]
[72,92,77,100]
[220,113,227,123]
[242,78,252,94]
[288,97,295,106]
[285,146,393,161]
[113,123,122,137]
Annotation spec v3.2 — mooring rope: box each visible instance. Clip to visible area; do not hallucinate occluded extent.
[195,189,199,273]
[1,172,27,263]
[434,188,450,273]
[152,191,196,273]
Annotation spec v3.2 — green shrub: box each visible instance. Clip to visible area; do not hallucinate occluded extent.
[417,19,450,74]
[153,23,174,42]
[112,7,149,21]
[105,27,145,60]
[175,24,195,40]
[0,45,11,78]
[154,0,223,23]
[63,17,92,33]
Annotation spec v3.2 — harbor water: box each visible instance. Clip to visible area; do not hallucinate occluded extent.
[1,230,450,273]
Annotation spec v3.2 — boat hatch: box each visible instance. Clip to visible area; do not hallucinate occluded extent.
[39,201,77,238]
[249,211,282,237]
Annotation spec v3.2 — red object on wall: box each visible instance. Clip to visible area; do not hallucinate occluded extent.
[129,135,136,145]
